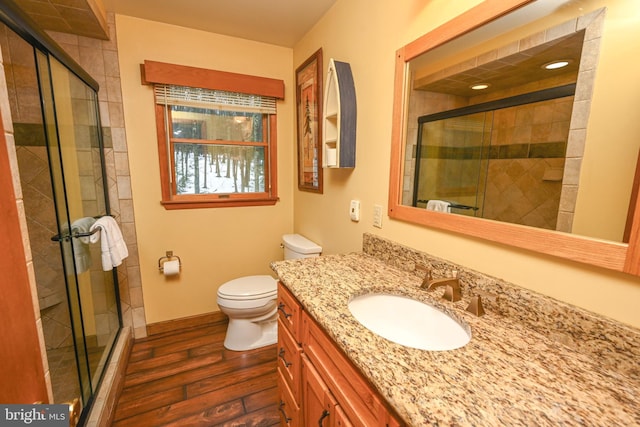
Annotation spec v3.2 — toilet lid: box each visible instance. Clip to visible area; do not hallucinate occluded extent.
[217,275,277,300]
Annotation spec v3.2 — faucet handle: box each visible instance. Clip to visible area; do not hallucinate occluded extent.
[466,295,485,316]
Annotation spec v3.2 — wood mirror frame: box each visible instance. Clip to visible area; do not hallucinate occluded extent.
[388,0,640,275]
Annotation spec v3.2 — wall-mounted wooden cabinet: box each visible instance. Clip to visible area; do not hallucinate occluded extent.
[323,58,356,168]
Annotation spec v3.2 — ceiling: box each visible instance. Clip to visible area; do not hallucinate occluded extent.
[414,32,584,98]
[12,0,110,39]
[13,0,337,47]
[103,0,338,47]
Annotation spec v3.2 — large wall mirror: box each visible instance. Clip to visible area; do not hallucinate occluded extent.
[389,0,640,275]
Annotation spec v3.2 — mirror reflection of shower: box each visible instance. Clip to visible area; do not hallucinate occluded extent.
[412,86,575,231]
[404,21,592,235]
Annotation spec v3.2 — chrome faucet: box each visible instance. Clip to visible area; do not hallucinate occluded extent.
[416,265,462,302]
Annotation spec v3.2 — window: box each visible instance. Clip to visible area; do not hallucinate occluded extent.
[143,60,284,209]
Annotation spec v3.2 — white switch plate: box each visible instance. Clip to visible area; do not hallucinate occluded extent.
[373,204,383,228]
[350,200,360,221]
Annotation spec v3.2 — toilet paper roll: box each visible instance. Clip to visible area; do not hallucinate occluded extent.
[326,147,337,167]
[162,259,180,276]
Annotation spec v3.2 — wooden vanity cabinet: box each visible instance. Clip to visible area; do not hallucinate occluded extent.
[277,282,403,427]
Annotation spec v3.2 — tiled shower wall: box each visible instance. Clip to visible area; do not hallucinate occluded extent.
[482,97,572,229]
[47,13,147,340]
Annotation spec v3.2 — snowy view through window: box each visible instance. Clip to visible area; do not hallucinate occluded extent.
[172,106,267,195]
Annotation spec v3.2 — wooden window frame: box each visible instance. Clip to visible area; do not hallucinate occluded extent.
[142,60,285,209]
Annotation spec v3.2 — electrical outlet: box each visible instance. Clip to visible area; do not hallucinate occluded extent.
[350,200,360,221]
[373,204,383,228]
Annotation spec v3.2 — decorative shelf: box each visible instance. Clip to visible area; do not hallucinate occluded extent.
[323,58,356,168]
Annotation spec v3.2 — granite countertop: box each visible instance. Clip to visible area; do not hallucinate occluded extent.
[271,252,640,426]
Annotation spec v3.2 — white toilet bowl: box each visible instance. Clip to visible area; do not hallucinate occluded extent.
[217,275,278,351]
[217,234,322,351]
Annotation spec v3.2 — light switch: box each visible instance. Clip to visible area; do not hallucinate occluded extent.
[350,200,360,222]
[373,204,383,228]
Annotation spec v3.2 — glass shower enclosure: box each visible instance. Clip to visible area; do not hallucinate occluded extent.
[0,5,121,419]
[38,52,121,407]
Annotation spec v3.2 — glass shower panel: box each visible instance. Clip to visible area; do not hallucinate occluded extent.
[36,52,121,405]
[413,111,490,214]
[35,49,91,404]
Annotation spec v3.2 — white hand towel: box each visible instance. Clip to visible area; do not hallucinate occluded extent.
[89,216,129,271]
[426,200,451,213]
[69,217,96,274]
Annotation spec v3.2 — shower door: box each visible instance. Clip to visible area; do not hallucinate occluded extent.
[36,51,121,407]
[413,111,492,214]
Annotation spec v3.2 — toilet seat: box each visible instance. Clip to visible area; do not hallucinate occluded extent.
[217,275,277,300]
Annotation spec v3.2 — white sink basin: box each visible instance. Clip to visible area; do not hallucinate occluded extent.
[348,293,470,351]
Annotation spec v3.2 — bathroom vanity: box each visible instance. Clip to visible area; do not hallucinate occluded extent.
[277,281,402,426]
[272,234,640,426]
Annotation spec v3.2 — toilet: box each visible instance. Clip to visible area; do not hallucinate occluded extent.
[216,234,322,351]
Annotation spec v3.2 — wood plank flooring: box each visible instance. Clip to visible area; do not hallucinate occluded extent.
[112,320,280,426]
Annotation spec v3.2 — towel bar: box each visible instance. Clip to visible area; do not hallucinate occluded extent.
[417,199,479,211]
[50,214,115,242]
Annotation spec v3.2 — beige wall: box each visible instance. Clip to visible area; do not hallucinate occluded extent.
[115,16,294,324]
[293,0,640,328]
[114,0,640,329]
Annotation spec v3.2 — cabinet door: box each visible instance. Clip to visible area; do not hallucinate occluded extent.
[335,405,354,427]
[302,355,336,427]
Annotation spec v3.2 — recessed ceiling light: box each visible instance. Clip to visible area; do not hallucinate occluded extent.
[543,60,570,70]
[470,83,490,90]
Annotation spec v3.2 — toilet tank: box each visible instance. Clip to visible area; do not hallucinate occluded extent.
[282,234,322,260]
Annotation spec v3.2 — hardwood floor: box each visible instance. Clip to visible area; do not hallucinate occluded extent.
[112,320,280,426]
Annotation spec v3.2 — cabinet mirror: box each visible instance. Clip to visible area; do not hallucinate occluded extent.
[388,0,640,274]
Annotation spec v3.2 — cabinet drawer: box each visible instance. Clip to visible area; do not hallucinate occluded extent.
[277,318,301,402]
[302,311,402,427]
[278,368,300,427]
[277,282,301,342]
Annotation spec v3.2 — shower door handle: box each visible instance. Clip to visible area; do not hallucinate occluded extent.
[51,228,99,242]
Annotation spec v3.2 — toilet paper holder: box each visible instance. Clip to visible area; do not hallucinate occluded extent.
[158,250,182,272]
